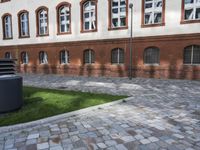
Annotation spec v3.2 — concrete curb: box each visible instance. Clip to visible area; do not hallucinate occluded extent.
[0,97,133,134]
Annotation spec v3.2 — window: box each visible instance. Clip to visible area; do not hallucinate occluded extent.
[108,0,128,29]
[4,52,12,59]
[60,50,69,64]
[18,11,29,38]
[84,49,95,64]
[80,0,97,32]
[2,14,12,39]
[142,0,165,27]
[182,0,200,22]
[21,52,29,64]
[57,2,71,34]
[36,7,49,36]
[184,45,200,64]
[111,48,124,64]
[39,51,48,64]
[144,47,160,64]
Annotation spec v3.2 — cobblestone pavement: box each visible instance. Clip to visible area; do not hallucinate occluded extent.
[0,74,200,150]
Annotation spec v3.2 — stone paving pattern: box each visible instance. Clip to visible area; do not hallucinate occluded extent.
[0,74,200,150]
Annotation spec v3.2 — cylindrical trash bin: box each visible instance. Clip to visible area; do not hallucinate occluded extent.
[0,75,23,113]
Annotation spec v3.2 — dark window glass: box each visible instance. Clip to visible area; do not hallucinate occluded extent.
[144,47,160,64]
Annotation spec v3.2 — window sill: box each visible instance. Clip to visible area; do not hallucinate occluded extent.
[144,64,160,66]
[57,32,71,35]
[3,37,13,40]
[80,29,97,33]
[180,20,200,24]
[19,36,30,39]
[108,26,128,31]
[183,64,200,66]
[36,34,49,37]
[111,63,125,65]
[141,23,165,28]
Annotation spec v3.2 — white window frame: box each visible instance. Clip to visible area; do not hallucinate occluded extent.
[84,50,94,64]
[83,1,96,31]
[5,52,12,59]
[184,0,200,20]
[112,48,124,64]
[144,0,163,25]
[60,50,69,64]
[20,12,29,37]
[4,15,12,38]
[21,52,29,64]
[184,45,200,65]
[111,0,127,28]
[39,9,48,35]
[39,51,48,64]
[59,6,70,33]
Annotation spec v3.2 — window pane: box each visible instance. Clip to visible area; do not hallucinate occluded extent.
[184,47,192,64]
[144,47,159,64]
[85,22,90,30]
[185,9,193,20]
[154,13,162,23]
[196,8,200,19]
[112,1,118,7]
[193,46,200,64]
[120,18,126,26]
[145,14,151,24]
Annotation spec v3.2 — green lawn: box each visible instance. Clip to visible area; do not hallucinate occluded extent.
[0,87,126,127]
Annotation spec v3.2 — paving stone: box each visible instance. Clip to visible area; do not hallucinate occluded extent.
[140,139,151,145]
[37,142,49,149]
[97,143,107,149]
[27,134,39,140]
[115,144,128,150]
[148,136,159,142]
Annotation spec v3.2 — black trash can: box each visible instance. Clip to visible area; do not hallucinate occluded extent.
[0,59,23,113]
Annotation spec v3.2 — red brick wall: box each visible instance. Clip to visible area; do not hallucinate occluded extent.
[0,33,200,79]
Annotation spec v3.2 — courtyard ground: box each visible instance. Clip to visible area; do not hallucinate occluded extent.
[0,74,200,150]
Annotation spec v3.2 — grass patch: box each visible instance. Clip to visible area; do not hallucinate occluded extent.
[0,86,126,127]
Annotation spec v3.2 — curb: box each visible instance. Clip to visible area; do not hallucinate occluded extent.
[0,97,133,134]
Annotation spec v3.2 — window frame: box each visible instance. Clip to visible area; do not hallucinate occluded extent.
[141,0,165,28]
[108,0,128,30]
[83,49,95,64]
[39,51,48,64]
[35,6,49,37]
[18,10,30,38]
[181,0,200,24]
[2,13,13,40]
[21,51,29,64]
[4,52,12,59]
[183,45,200,65]
[60,50,69,64]
[111,48,125,64]
[143,47,160,65]
[56,2,72,35]
[80,0,98,33]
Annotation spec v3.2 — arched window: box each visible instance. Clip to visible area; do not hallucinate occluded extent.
[108,0,128,29]
[57,2,71,34]
[36,7,49,36]
[39,51,48,64]
[84,49,95,64]
[18,11,29,37]
[60,50,69,64]
[144,47,160,64]
[81,0,97,32]
[4,52,12,59]
[184,45,200,64]
[21,52,29,64]
[111,48,124,64]
[2,14,12,39]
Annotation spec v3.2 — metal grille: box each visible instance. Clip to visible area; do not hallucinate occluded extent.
[111,48,124,64]
[184,45,200,64]
[144,47,160,64]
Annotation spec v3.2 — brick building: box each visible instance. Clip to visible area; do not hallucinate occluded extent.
[0,0,200,79]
